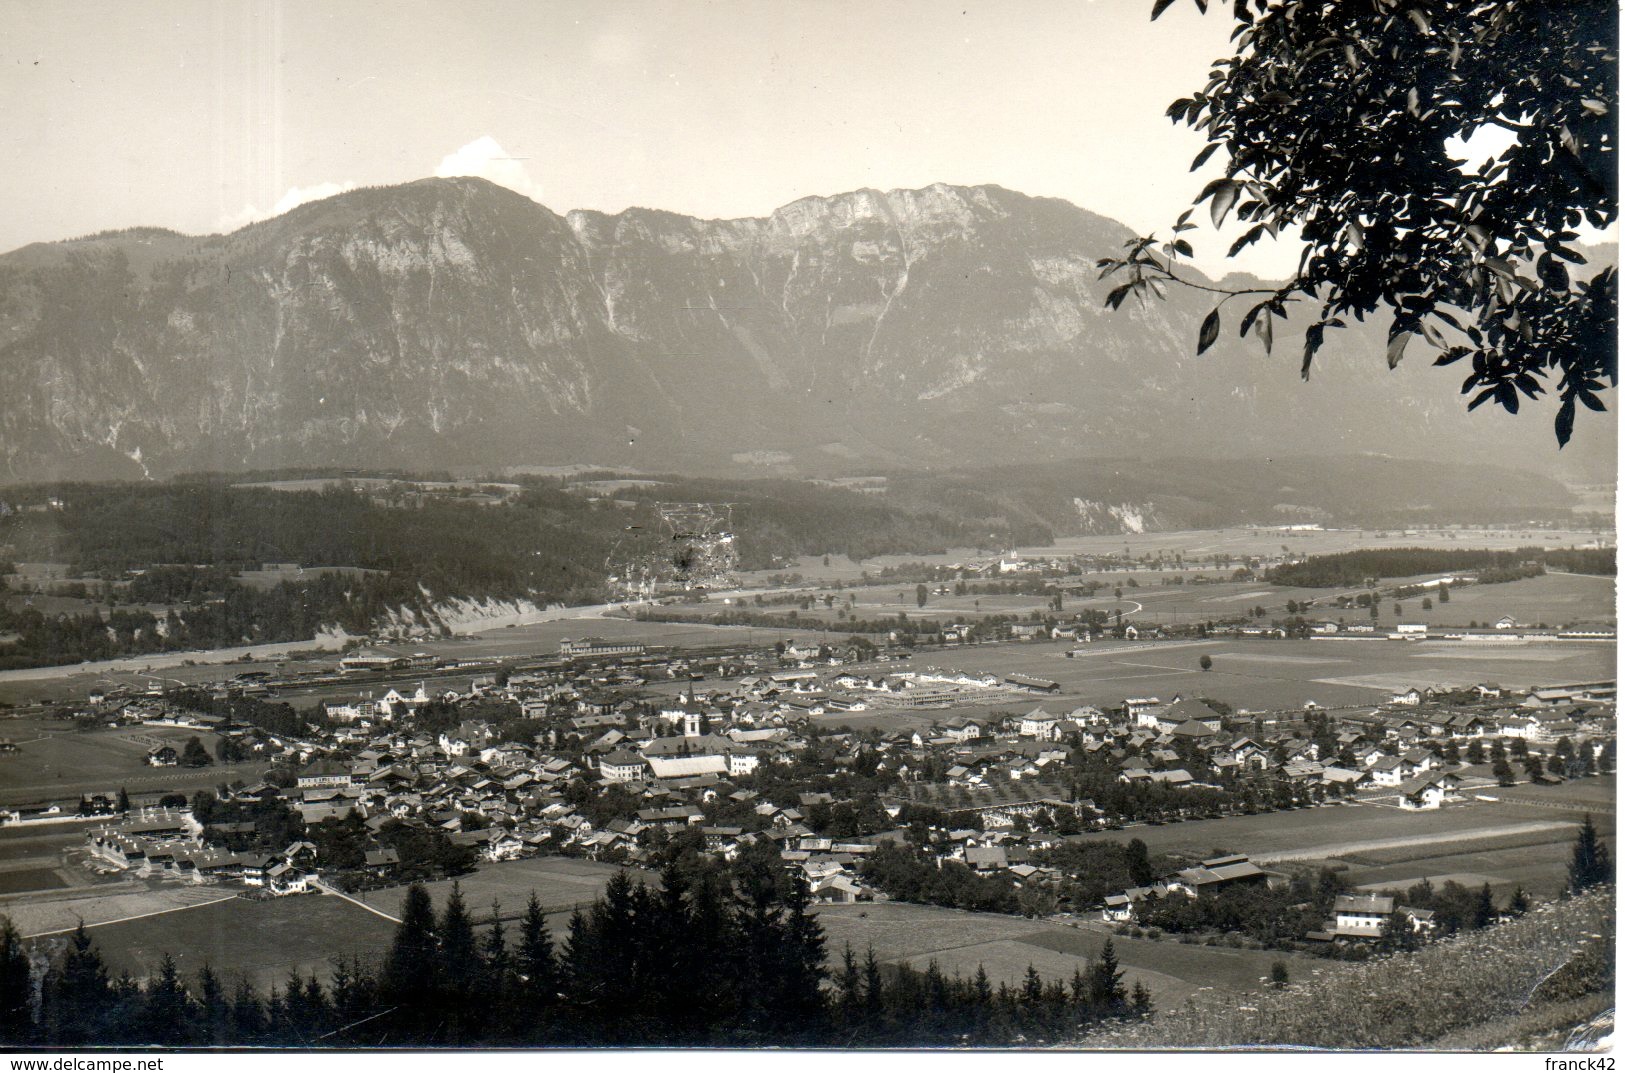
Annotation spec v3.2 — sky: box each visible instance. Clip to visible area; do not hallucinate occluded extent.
[2,2,1292,275]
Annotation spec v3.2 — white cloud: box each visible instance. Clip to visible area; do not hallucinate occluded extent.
[434,136,541,202]
[218,180,358,232]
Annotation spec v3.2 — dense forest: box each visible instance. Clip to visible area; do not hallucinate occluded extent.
[1266,546,1615,588]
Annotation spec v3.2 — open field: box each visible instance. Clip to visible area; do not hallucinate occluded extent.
[747,570,1614,634]
[746,527,1612,586]
[4,884,234,938]
[0,868,67,893]
[357,856,639,921]
[82,893,400,992]
[0,719,269,808]
[1069,787,1614,902]
[1072,792,1614,861]
[814,901,1312,1005]
[907,635,1615,712]
[1345,837,1595,900]
[0,611,832,707]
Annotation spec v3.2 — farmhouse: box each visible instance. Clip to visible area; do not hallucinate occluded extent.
[1166,854,1270,897]
[1332,893,1394,937]
[1395,771,1462,810]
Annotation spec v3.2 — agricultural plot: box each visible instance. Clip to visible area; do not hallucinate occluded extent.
[1069,797,1611,862]
[747,528,1608,587]
[84,893,400,992]
[4,884,232,939]
[1346,836,1603,901]
[0,722,226,804]
[0,722,264,809]
[814,902,1310,1006]
[357,856,638,921]
[1378,571,1615,628]
[912,636,1615,712]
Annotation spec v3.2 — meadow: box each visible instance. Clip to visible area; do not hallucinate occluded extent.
[82,893,400,993]
[1069,792,1613,864]
[745,526,1610,586]
[0,719,267,809]
[907,635,1614,712]
[1093,885,1615,1050]
[814,901,1313,1005]
[357,855,639,921]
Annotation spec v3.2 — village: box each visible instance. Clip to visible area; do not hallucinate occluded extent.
[25,624,1612,954]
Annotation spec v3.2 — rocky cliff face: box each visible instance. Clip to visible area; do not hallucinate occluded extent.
[0,177,1608,482]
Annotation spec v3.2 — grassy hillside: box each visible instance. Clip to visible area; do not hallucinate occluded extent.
[1093,886,1614,1050]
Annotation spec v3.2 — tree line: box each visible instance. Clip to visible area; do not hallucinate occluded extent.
[0,843,1148,1048]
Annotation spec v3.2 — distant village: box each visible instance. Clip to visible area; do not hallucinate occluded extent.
[13,628,1612,950]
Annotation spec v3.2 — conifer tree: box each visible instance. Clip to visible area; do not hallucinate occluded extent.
[230,977,265,1044]
[516,890,556,1026]
[379,883,439,1041]
[1568,813,1613,893]
[0,917,30,1045]
[1088,939,1127,1014]
[1471,883,1497,928]
[142,954,195,1046]
[196,964,229,1046]
[44,922,111,1045]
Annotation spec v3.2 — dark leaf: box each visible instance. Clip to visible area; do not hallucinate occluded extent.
[1210,182,1240,228]
[1151,0,1178,21]
[1556,396,1576,446]
[1386,331,1410,369]
[1189,142,1221,171]
[1197,307,1221,355]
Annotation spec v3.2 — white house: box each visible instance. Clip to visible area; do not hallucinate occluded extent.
[1332,893,1394,936]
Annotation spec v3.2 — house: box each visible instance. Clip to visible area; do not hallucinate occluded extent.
[1396,771,1461,810]
[1101,882,1171,922]
[1124,698,1163,727]
[296,760,355,790]
[146,745,179,767]
[964,845,1009,872]
[1332,893,1394,937]
[1018,709,1062,740]
[598,749,648,783]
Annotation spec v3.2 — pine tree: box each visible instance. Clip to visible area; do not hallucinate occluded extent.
[196,964,229,1046]
[1088,939,1127,1014]
[1507,886,1532,916]
[230,977,265,1044]
[776,868,828,1037]
[0,916,33,1045]
[862,945,886,1037]
[1568,813,1613,893]
[1471,883,1497,928]
[45,922,111,1044]
[141,954,195,1046]
[379,883,439,1042]
[837,945,862,1030]
[1130,981,1154,1018]
[437,881,477,1041]
[516,891,556,1029]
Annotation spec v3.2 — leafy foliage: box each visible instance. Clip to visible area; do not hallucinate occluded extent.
[1104,0,1617,444]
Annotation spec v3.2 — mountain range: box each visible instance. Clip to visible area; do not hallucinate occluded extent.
[0,177,1612,486]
